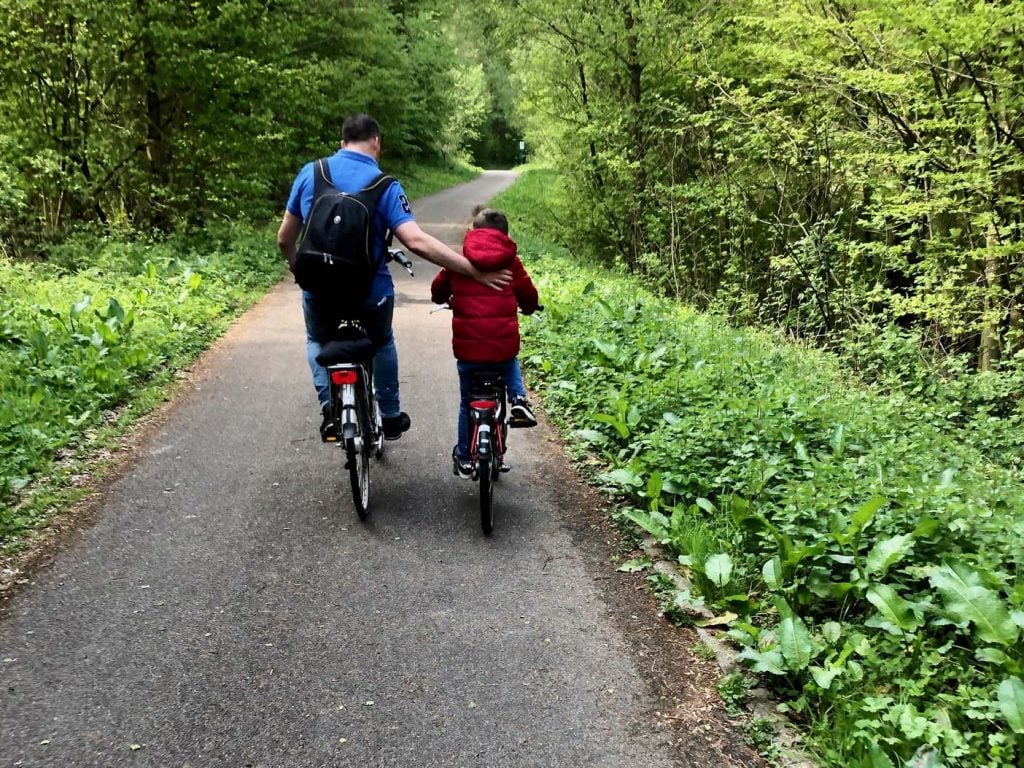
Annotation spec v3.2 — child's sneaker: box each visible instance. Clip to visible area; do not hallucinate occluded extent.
[452,446,474,479]
[508,397,537,428]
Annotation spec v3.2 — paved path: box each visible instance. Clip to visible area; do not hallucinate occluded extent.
[0,172,681,767]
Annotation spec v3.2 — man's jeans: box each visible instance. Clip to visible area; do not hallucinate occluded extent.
[302,291,400,418]
[455,358,525,460]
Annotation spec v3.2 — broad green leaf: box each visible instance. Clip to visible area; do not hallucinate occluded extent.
[695,497,716,515]
[646,472,663,505]
[821,621,842,644]
[592,413,629,439]
[866,744,896,768]
[976,648,1012,667]
[573,429,608,445]
[773,595,795,619]
[105,297,126,323]
[865,534,914,577]
[842,496,886,541]
[810,664,842,690]
[779,614,814,670]
[912,517,940,538]
[997,676,1024,734]
[762,556,784,590]
[602,468,642,488]
[704,553,733,587]
[865,584,920,633]
[737,647,786,675]
[621,508,668,539]
[929,564,1019,645]
[616,558,651,573]
[673,590,706,613]
[974,651,1015,671]
[830,424,845,457]
[71,294,92,319]
[592,339,621,361]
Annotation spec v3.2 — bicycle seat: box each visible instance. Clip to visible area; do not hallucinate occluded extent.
[316,326,374,365]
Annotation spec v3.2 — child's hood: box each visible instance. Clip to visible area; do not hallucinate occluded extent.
[463,227,517,271]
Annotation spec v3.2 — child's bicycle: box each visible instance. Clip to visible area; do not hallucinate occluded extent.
[316,248,413,519]
[434,305,542,536]
[466,368,513,536]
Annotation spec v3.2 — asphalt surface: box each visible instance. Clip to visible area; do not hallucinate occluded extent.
[0,171,681,767]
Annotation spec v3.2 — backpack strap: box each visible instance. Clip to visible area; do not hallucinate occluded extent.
[359,172,395,207]
[312,158,334,198]
[358,173,397,260]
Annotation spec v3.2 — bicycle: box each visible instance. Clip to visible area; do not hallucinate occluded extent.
[316,248,414,519]
[466,367,512,536]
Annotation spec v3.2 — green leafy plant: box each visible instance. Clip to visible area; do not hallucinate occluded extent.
[498,168,1024,767]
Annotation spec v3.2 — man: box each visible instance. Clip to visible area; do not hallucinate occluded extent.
[277,114,510,441]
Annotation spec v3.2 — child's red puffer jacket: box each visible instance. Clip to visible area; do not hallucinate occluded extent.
[430,227,539,363]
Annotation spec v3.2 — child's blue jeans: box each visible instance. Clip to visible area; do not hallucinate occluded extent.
[455,358,525,460]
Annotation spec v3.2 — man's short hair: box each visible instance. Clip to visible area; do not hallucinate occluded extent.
[471,207,509,235]
[342,114,381,143]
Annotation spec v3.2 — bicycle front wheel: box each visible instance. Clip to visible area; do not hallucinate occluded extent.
[479,456,494,535]
[346,436,369,519]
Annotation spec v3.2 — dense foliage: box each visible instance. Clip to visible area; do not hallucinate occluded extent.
[497,0,1024,372]
[0,0,506,541]
[0,0,520,252]
[498,169,1024,767]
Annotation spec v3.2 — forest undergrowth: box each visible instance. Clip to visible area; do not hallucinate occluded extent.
[497,168,1024,768]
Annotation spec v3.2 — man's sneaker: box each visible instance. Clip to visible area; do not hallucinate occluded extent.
[452,447,474,479]
[382,412,411,441]
[508,397,537,428]
[320,404,339,443]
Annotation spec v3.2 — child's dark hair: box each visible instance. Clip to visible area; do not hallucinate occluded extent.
[471,207,509,235]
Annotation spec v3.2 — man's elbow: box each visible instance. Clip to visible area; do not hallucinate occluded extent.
[394,223,430,256]
[276,225,292,251]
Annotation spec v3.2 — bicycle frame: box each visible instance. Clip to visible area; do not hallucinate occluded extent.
[469,398,505,471]
[467,369,509,535]
[321,329,382,520]
[313,248,412,520]
[327,362,376,448]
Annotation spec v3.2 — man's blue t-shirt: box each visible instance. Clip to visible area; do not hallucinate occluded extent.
[286,149,414,302]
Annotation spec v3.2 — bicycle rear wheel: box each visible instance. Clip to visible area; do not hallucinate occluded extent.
[346,436,369,519]
[479,456,494,535]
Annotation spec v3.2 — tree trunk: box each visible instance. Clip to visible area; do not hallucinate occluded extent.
[979,218,1002,371]
[621,0,644,274]
[138,0,168,229]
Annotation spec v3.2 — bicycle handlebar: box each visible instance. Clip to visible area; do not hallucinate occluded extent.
[430,303,544,314]
[388,248,414,277]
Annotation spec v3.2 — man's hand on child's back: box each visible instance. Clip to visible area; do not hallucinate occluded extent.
[473,267,513,290]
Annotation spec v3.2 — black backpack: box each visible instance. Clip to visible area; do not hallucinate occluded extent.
[293,158,395,308]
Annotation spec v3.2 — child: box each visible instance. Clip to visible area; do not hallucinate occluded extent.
[430,207,540,478]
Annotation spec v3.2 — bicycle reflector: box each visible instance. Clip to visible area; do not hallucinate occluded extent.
[330,369,358,385]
